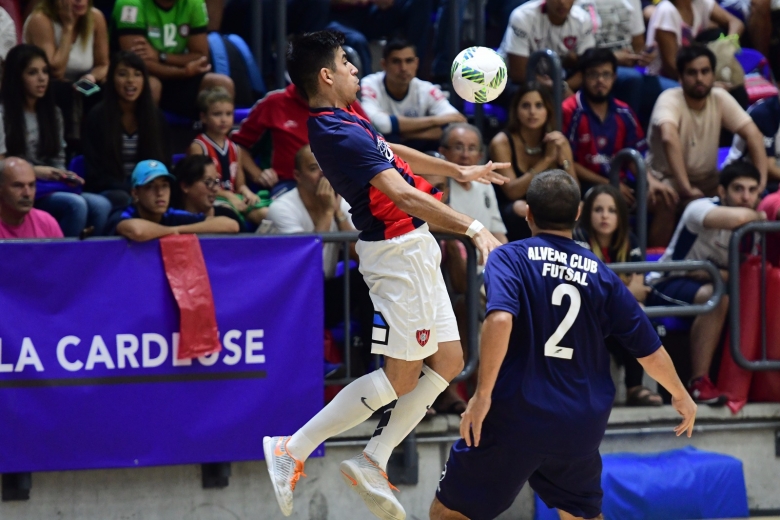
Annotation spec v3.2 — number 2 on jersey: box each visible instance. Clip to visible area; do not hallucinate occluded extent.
[544,284,581,360]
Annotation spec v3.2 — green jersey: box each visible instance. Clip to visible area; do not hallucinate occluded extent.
[112,0,208,55]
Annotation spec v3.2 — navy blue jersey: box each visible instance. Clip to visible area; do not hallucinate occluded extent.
[727,96,780,165]
[483,234,660,456]
[118,206,205,227]
[307,106,440,241]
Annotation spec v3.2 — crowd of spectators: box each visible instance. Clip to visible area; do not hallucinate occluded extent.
[2,0,780,409]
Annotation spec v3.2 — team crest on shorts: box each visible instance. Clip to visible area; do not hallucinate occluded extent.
[416,329,431,347]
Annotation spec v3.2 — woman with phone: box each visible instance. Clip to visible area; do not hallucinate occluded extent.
[0,44,111,236]
[82,51,170,230]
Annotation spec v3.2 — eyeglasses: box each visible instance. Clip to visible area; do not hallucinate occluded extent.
[444,144,481,155]
[202,178,221,189]
[585,71,615,81]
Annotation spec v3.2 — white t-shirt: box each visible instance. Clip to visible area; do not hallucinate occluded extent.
[645,0,715,75]
[261,187,353,279]
[576,0,645,50]
[448,181,507,236]
[359,72,460,135]
[23,16,94,81]
[0,8,16,62]
[498,0,597,59]
[648,197,729,282]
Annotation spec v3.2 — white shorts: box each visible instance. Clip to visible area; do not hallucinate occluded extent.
[356,224,460,361]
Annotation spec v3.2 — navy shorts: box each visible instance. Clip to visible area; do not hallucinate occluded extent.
[436,430,603,520]
[646,277,705,307]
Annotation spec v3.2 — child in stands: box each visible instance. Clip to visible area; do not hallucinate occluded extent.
[188,87,269,228]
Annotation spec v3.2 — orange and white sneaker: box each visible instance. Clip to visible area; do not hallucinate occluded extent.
[263,436,306,516]
[340,452,406,520]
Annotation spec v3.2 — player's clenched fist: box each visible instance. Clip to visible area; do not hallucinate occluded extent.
[460,393,492,447]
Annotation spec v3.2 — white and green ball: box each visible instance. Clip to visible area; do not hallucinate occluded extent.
[451,46,508,104]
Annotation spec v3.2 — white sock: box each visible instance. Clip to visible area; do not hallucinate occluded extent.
[364,364,449,470]
[286,368,397,462]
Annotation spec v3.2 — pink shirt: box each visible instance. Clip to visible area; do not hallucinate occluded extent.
[0,208,63,239]
[758,192,780,266]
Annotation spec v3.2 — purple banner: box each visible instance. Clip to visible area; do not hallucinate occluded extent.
[0,236,324,472]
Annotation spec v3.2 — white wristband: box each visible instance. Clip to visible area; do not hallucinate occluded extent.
[465,220,485,238]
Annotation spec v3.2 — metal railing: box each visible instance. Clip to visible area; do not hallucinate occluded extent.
[526,49,563,131]
[729,221,780,370]
[321,232,480,385]
[610,260,725,318]
[609,148,648,259]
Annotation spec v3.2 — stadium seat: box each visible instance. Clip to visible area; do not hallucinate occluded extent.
[736,49,779,104]
[172,153,186,165]
[718,147,731,170]
[463,101,508,124]
[69,155,85,177]
[164,111,195,127]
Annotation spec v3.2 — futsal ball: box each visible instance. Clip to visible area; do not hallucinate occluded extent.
[451,46,508,104]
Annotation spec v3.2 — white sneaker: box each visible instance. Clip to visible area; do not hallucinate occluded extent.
[340,453,406,520]
[263,436,306,517]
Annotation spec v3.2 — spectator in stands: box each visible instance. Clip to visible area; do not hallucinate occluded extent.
[82,51,170,226]
[646,162,764,404]
[0,157,64,238]
[489,82,578,241]
[0,6,17,63]
[645,45,766,246]
[724,95,780,186]
[645,0,743,80]
[360,39,466,150]
[574,184,662,406]
[0,44,111,236]
[189,87,269,227]
[329,0,433,77]
[719,0,772,58]
[111,0,235,118]
[757,187,780,265]
[172,154,244,229]
[116,159,239,240]
[563,48,678,209]
[576,0,678,124]
[499,0,595,94]
[231,83,369,196]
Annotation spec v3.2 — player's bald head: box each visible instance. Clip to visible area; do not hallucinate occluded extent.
[526,170,581,231]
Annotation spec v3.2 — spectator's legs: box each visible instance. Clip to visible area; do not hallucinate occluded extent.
[748,0,772,57]
[327,21,373,76]
[690,288,729,380]
[81,193,112,236]
[200,73,235,98]
[624,356,644,388]
[290,0,330,33]
[148,76,162,106]
[648,195,677,248]
[34,192,88,237]
[370,0,434,68]
[612,66,644,117]
[432,0,468,81]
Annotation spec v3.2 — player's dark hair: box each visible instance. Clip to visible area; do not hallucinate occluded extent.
[506,81,554,136]
[676,44,716,77]
[527,170,581,231]
[382,38,416,60]
[579,47,617,75]
[579,184,630,263]
[719,161,761,189]
[171,155,213,208]
[287,30,346,101]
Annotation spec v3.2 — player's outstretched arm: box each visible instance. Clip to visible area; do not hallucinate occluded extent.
[371,169,502,263]
[460,310,513,447]
[389,143,510,186]
[636,346,697,437]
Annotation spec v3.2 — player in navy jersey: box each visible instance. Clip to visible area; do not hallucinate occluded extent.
[431,170,697,520]
[262,30,510,520]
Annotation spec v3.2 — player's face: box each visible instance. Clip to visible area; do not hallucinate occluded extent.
[331,48,360,104]
[134,178,171,217]
[583,63,615,103]
[183,164,219,213]
[517,91,548,131]
[22,57,49,101]
[681,57,714,100]
[591,193,619,237]
[383,48,418,86]
[114,63,144,104]
[722,177,760,209]
[440,128,482,167]
[202,101,234,137]
[295,148,324,193]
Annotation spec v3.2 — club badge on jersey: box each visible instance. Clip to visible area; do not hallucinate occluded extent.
[416,329,431,347]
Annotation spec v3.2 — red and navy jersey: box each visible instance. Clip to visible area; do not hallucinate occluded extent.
[483,235,660,456]
[562,92,646,180]
[308,106,440,241]
[193,134,238,191]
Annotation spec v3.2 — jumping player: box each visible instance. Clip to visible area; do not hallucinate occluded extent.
[263,30,509,520]
[431,170,698,520]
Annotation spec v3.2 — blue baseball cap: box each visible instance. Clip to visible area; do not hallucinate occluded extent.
[131,160,175,188]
